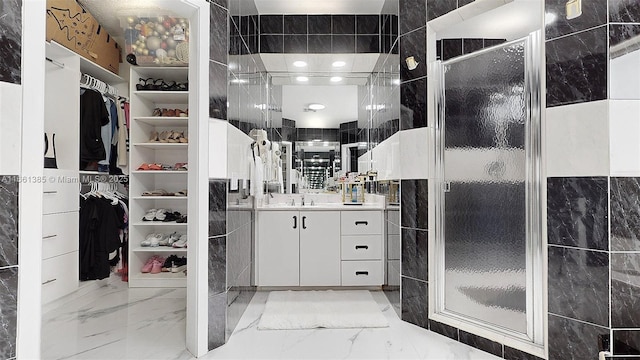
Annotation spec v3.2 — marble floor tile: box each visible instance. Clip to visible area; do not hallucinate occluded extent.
[42,279,501,360]
[203,291,501,360]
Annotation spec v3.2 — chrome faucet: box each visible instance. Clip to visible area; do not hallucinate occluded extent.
[290,198,295,206]
[301,195,305,206]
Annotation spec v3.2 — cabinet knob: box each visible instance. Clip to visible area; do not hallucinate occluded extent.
[355,221,368,226]
[355,245,369,250]
[355,271,369,276]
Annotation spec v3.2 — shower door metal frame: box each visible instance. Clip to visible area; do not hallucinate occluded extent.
[432,31,544,348]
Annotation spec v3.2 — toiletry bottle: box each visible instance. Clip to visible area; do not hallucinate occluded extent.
[351,184,357,202]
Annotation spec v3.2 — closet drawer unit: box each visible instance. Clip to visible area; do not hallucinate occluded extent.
[43,174,79,214]
[41,251,79,304]
[341,260,383,286]
[341,235,382,260]
[42,212,79,260]
[341,211,382,235]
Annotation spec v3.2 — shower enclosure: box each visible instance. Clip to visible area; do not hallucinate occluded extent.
[433,32,543,347]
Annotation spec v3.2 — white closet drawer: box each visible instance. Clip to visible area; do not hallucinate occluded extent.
[41,251,78,304]
[341,260,383,286]
[43,171,79,214]
[42,212,79,260]
[341,235,382,260]
[341,211,382,235]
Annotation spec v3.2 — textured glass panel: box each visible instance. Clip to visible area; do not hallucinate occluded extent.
[443,42,527,334]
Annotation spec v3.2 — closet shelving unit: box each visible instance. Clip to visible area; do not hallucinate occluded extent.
[129,66,189,288]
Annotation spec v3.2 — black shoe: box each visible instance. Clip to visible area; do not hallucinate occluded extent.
[161,255,180,272]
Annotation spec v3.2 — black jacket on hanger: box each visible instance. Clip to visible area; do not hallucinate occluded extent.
[80,89,110,163]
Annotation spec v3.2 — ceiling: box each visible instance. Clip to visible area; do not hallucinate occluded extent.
[282,85,358,128]
[261,53,380,85]
[253,0,386,15]
[436,0,542,41]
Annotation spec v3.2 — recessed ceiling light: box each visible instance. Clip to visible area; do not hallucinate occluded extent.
[330,76,343,82]
[296,76,309,82]
[308,103,325,110]
[230,79,247,84]
[332,61,346,68]
[293,60,307,67]
[312,139,322,142]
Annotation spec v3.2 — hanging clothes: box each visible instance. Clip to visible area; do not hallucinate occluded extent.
[117,100,128,167]
[80,89,110,169]
[79,195,125,280]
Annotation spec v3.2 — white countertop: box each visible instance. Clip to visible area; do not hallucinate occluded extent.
[257,203,385,211]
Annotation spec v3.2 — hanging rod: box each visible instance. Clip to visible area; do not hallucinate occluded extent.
[45,57,64,69]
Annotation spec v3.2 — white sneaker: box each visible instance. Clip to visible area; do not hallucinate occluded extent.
[172,234,187,248]
[141,233,161,247]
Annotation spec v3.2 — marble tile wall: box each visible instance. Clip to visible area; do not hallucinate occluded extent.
[257,14,390,54]
[209,1,229,120]
[0,0,21,84]
[0,5,20,359]
[544,0,640,357]
[0,180,18,360]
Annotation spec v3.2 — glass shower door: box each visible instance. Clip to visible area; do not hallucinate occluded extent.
[435,35,541,341]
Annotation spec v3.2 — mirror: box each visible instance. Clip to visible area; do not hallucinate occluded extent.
[228,0,400,194]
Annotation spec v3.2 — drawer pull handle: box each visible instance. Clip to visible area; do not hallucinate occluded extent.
[355,245,369,250]
[43,191,58,194]
[355,271,369,276]
[293,216,297,229]
[302,216,307,229]
[42,234,58,239]
[42,278,57,285]
[355,221,368,226]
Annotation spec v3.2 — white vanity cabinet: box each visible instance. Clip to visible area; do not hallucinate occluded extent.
[257,208,383,287]
[257,210,341,286]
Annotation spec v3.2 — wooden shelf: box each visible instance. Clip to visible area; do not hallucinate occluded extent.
[135,117,189,127]
[133,143,188,150]
[134,91,188,103]
[132,247,187,253]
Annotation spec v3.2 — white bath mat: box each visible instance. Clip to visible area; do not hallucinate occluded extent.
[257,290,389,330]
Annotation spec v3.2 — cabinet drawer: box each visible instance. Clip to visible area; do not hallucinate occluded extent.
[341,235,382,260]
[43,171,79,214]
[341,260,383,286]
[341,211,382,235]
[41,251,78,304]
[42,212,79,260]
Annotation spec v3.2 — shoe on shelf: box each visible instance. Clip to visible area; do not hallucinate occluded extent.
[171,257,187,273]
[157,233,171,246]
[150,257,166,274]
[141,189,171,196]
[176,214,187,223]
[141,255,159,273]
[152,108,162,117]
[149,131,160,142]
[154,208,170,221]
[141,233,161,247]
[142,209,157,221]
[168,232,181,245]
[174,189,187,196]
[172,234,187,248]
[161,255,179,272]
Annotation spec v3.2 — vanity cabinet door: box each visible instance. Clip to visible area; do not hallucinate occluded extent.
[299,211,341,286]
[258,211,300,286]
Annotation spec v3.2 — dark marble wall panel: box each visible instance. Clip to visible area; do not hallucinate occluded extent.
[260,15,283,34]
[548,246,609,327]
[441,38,462,60]
[210,3,228,64]
[308,35,331,53]
[332,15,356,34]
[611,177,640,251]
[401,277,429,329]
[284,15,307,34]
[545,0,607,40]
[459,331,503,358]
[458,0,475,7]
[309,15,331,34]
[400,27,427,82]
[548,314,610,360]
[209,61,228,119]
[610,0,640,22]
[208,291,226,350]
[283,35,307,53]
[614,330,640,355]
[463,38,483,55]
[504,346,545,360]
[612,253,640,328]
[399,0,426,35]
[547,177,609,251]
[0,181,18,267]
[427,0,457,21]
[209,0,227,8]
[259,34,284,53]
[208,236,226,295]
[401,179,428,230]
[209,180,227,237]
[0,267,17,359]
[331,35,356,53]
[0,0,21,84]
[401,228,428,281]
[429,320,458,340]
[357,15,380,35]
[546,26,608,107]
[400,77,427,130]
